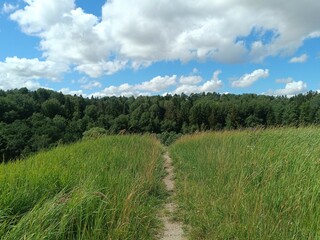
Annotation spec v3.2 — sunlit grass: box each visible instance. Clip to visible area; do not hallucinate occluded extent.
[170,128,320,239]
[0,135,165,239]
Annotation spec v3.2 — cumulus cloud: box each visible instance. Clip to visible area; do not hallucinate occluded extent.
[10,0,75,34]
[93,75,177,97]
[232,69,269,88]
[7,0,320,80]
[10,1,116,76]
[74,77,102,90]
[80,81,102,90]
[289,54,308,63]
[173,70,223,95]
[101,0,320,63]
[91,71,223,97]
[75,60,127,78]
[266,80,307,96]
[59,88,86,96]
[39,8,112,65]
[1,3,19,14]
[0,57,68,80]
[136,75,177,92]
[275,77,294,84]
[0,57,68,90]
[2,0,319,94]
[0,75,42,90]
[179,76,202,85]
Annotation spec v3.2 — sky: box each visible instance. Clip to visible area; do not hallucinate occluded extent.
[0,0,319,97]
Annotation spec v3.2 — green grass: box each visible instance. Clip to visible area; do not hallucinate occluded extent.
[170,128,320,239]
[0,135,165,239]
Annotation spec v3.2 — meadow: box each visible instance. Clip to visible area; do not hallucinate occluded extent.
[0,135,165,239]
[170,128,320,239]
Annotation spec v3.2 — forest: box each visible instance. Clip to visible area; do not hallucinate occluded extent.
[1,87,320,162]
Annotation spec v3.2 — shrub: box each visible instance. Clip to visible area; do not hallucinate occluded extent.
[82,127,107,140]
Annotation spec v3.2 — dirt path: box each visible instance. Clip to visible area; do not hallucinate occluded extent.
[159,151,185,240]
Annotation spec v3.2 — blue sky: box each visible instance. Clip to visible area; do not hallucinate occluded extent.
[0,0,319,97]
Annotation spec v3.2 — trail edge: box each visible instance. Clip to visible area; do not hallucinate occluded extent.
[159,151,185,240]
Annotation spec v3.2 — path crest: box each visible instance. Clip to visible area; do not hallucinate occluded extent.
[159,151,185,240]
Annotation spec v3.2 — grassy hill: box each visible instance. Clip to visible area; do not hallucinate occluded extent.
[170,128,320,239]
[3,128,320,239]
[0,135,165,239]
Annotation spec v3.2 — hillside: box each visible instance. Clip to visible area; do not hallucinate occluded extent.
[2,126,320,239]
[0,135,165,239]
[170,128,320,239]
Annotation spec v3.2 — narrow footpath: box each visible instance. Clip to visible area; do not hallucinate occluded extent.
[159,151,185,240]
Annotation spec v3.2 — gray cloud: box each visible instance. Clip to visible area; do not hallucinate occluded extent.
[289,54,308,63]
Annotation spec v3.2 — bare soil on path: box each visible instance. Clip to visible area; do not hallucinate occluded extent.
[159,151,185,240]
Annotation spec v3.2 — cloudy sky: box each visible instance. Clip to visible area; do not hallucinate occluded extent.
[0,0,319,97]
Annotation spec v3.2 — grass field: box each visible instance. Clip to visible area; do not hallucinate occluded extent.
[0,135,165,239]
[170,128,320,239]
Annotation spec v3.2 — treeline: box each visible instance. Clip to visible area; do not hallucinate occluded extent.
[1,88,320,161]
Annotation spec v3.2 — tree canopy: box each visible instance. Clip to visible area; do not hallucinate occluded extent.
[1,88,320,161]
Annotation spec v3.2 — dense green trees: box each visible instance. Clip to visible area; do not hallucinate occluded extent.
[1,88,320,161]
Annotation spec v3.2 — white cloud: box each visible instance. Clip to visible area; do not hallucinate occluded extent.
[59,88,86,96]
[94,75,177,97]
[0,57,68,90]
[39,8,112,64]
[0,57,68,80]
[75,60,127,78]
[266,80,307,96]
[74,77,102,90]
[102,0,249,63]
[232,69,269,88]
[80,81,102,90]
[179,76,202,85]
[137,75,177,92]
[77,77,89,85]
[10,0,75,34]
[173,70,223,95]
[289,54,308,63]
[11,1,117,76]
[92,83,138,97]
[101,0,320,63]
[199,70,223,92]
[0,74,42,91]
[9,0,123,80]
[192,68,199,74]
[91,72,223,97]
[7,0,320,81]
[1,0,318,95]
[1,3,19,14]
[275,77,294,84]
[308,31,320,38]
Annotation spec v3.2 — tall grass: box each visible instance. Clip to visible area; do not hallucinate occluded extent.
[170,128,320,239]
[0,135,165,239]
